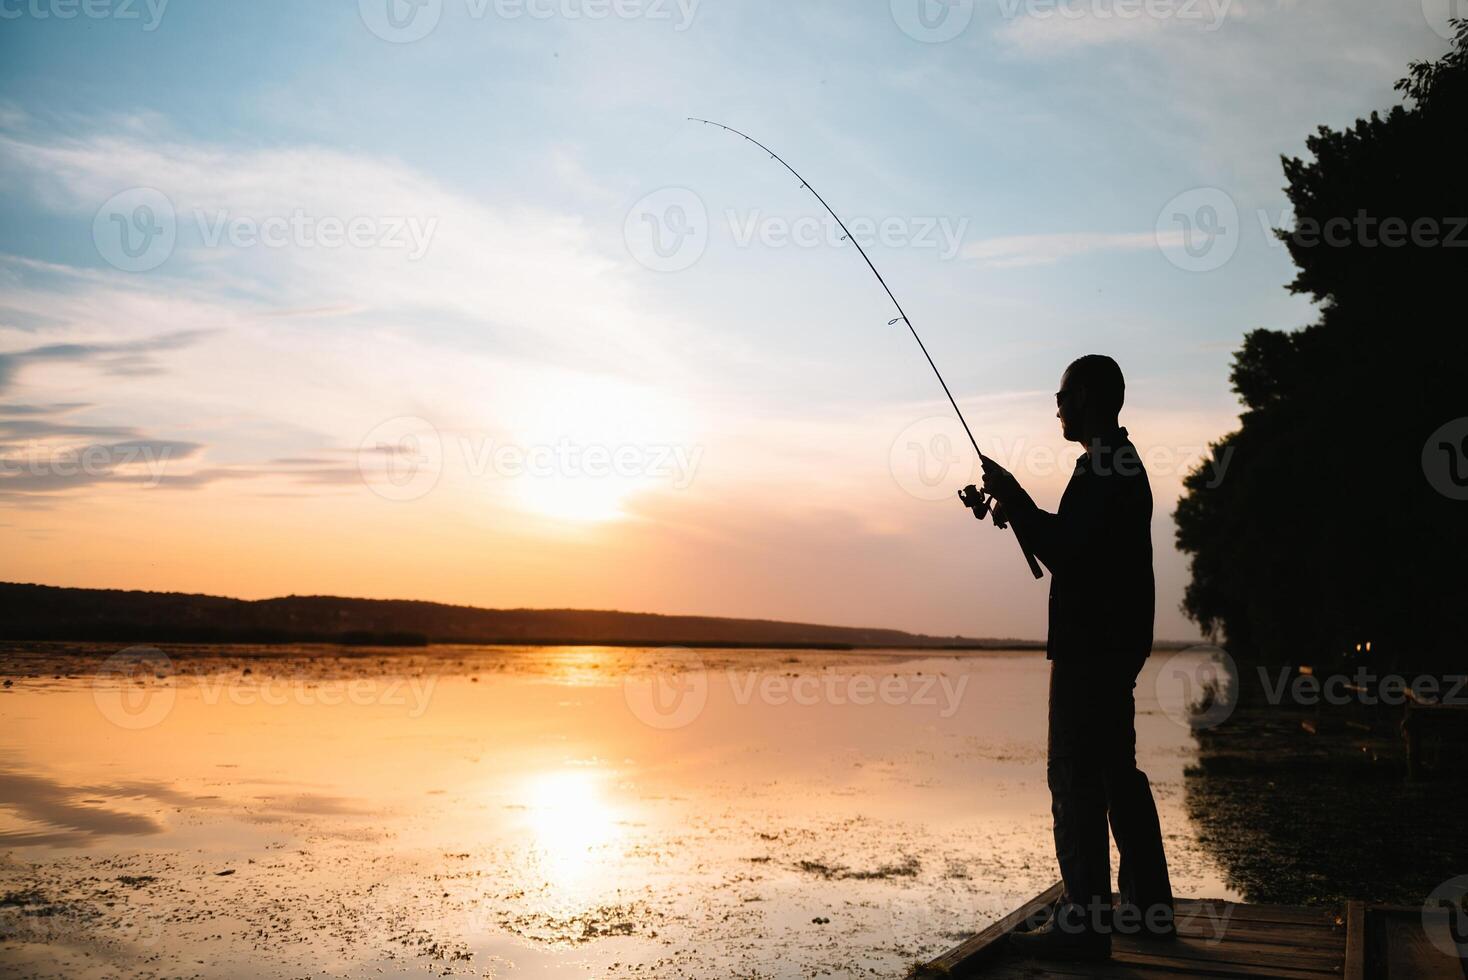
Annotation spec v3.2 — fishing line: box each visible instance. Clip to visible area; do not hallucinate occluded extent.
[689,117,1043,579]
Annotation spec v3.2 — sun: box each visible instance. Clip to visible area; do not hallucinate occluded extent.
[509,469,646,524]
[495,373,696,524]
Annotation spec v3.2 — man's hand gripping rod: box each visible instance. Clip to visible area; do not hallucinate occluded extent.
[689,118,1043,580]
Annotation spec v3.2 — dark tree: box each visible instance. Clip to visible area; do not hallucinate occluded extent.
[1174,23,1468,669]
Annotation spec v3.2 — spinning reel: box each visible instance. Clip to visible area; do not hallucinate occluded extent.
[957,484,1010,530]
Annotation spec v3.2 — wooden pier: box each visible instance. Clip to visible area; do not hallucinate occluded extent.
[918,882,1467,979]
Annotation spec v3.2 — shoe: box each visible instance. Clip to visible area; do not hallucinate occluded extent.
[1012,897,1060,934]
[1008,917,1111,961]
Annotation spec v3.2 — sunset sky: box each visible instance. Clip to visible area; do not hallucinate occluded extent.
[0,0,1453,640]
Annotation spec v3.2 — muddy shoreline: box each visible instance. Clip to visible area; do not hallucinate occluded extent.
[1184,673,1468,907]
[0,644,1234,979]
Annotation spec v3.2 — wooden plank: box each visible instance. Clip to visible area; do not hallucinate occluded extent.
[1174,915,1338,938]
[1114,934,1343,970]
[1383,909,1465,980]
[983,952,1331,980]
[1342,901,1364,980]
[1175,917,1343,946]
[1113,947,1342,979]
[976,963,1178,980]
[976,961,1193,979]
[921,893,1357,979]
[1178,899,1342,927]
[920,881,1065,977]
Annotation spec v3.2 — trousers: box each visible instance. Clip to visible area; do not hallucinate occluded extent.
[1046,658,1174,926]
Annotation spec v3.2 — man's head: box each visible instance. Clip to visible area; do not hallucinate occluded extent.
[1056,354,1125,443]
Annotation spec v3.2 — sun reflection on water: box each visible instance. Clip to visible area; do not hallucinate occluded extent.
[537,646,623,686]
[520,768,624,895]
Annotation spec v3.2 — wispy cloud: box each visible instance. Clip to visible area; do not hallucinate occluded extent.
[0,417,138,441]
[0,438,202,495]
[0,122,709,516]
[0,126,685,382]
[0,401,91,416]
[0,304,66,332]
[962,231,1174,267]
[0,330,208,394]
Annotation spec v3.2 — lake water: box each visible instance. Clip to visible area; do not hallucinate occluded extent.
[0,644,1236,979]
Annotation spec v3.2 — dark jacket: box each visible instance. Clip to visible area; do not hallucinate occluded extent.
[1006,427,1155,669]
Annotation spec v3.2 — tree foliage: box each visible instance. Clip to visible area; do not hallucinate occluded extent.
[1174,23,1468,668]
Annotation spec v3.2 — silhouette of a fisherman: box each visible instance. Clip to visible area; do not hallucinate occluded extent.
[975,355,1175,961]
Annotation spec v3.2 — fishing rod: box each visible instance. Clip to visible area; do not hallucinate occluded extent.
[688,117,1043,580]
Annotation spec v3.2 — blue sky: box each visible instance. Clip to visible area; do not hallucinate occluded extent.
[0,0,1455,639]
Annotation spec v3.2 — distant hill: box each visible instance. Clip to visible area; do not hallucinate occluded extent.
[0,582,1037,650]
